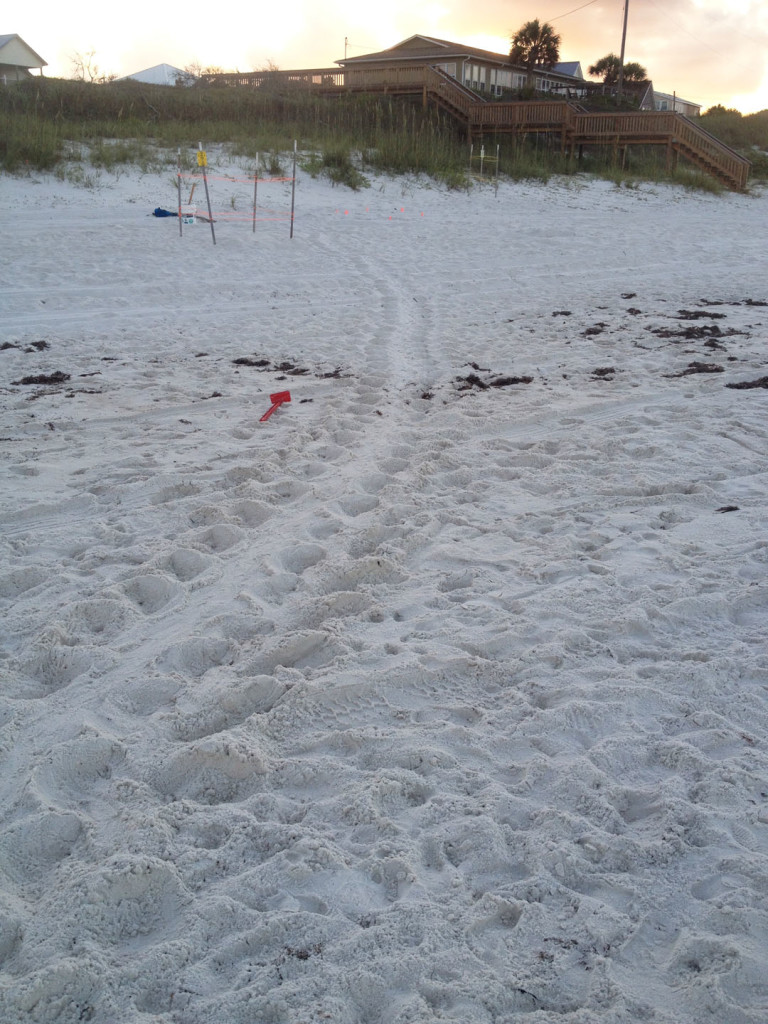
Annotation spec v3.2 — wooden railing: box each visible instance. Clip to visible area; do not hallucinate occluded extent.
[572,111,673,136]
[208,68,344,88]
[570,110,749,188]
[671,115,750,189]
[203,64,750,189]
[424,65,483,118]
[470,101,577,127]
[345,64,435,90]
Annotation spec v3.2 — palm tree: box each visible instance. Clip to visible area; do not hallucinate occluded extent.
[588,53,647,85]
[623,61,648,83]
[510,19,561,73]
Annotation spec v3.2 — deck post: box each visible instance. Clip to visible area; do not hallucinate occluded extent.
[666,139,676,174]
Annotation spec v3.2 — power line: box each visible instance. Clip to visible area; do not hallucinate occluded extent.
[547,0,602,22]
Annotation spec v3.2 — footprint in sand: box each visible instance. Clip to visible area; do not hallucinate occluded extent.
[230,498,272,527]
[265,479,310,503]
[122,573,181,614]
[278,542,326,575]
[2,957,102,1023]
[18,644,102,696]
[146,735,267,804]
[31,730,126,804]
[0,810,84,885]
[238,630,344,676]
[0,904,22,964]
[306,514,343,540]
[60,598,135,641]
[193,523,245,553]
[161,547,213,582]
[337,494,380,518]
[79,855,187,945]
[157,636,237,678]
[0,566,48,601]
[378,457,409,474]
[318,556,406,595]
[168,675,289,741]
[150,481,200,505]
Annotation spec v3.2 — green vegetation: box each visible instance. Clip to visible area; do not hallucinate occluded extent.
[700,106,768,154]
[510,20,561,71]
[0,77,473,187]
[587,55,648,86]
[0,76,763,190]
[696,106,768,182]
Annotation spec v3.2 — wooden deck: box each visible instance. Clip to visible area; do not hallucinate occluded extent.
[206,65,750,191]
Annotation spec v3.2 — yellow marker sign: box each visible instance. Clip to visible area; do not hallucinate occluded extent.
[197,150,207,167]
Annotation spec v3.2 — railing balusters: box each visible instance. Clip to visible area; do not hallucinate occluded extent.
[203,65,749,189]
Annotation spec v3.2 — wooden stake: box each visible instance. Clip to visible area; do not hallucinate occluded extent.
[199,142,216,246]
[177,149,183,237]
[289,141,297,239]
[257,154,264,234]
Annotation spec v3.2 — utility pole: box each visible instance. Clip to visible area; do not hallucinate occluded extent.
[616,0,629,105]
[345,37,348,59]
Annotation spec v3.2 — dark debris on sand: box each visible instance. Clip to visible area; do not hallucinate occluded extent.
[725,376,768,390]
[455,370,533,392]
[11,371,71,386]
[583,323,608,337]
[650,324,745,341]
[232,357,349,380]
[664,362,724,378]
[676,310,727,320]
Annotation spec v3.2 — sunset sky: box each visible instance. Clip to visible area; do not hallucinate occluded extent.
[15,0,768,113]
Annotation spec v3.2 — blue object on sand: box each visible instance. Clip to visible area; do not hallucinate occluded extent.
[153,207,178,217]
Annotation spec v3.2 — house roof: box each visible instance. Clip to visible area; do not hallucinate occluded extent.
[119,63,188,86]
[339,35,514,67]
[338,34,585,84]
[0,33,47,69]
[554,61,583,80]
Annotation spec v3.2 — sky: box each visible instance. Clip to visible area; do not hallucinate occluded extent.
[13,0,768,113]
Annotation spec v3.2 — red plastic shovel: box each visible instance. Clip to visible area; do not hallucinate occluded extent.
[260,390,291,422]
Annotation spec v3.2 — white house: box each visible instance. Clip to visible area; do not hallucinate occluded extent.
[119,63,190,86]
[0,34,47,83]
[654,91,701,118]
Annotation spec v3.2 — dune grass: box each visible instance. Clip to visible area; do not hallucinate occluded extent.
[1,77,761,191]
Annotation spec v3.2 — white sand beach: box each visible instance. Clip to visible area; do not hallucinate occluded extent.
[1,157,767,1023]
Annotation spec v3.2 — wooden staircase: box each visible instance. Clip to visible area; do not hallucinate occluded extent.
[566,110,750,190]
[207,64,751,191]
[376,66,750,190]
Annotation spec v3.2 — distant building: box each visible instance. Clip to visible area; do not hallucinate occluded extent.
[119,63,191,86]
[0,33,47,83]
[654,91,701,118]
